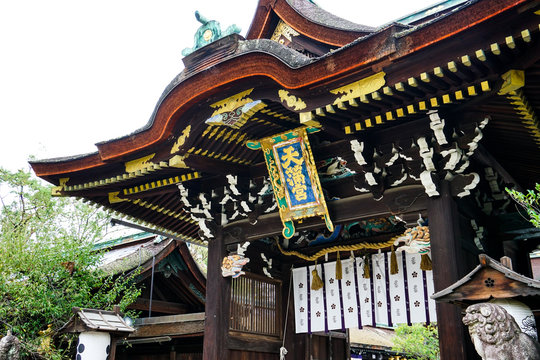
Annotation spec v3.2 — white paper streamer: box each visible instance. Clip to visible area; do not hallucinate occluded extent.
[341,259,359,329]
[324,261,342,330]
[356,256,374,327]
[426,265,437,322]
[309,264,325,332]
[388,251,408,325]
[292,267,308,333]
[405,252,427,324]
[292,251,437,334]
[372,253,389,327]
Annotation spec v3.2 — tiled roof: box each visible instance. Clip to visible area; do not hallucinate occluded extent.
[76,308,135,333]
[60,308,135,334]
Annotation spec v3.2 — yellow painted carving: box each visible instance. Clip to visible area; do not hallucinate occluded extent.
[262,146,286,201]
[222,129,233,142]
[109,191,127,204]
[505,89,540,148]
[239,101,266,125]
[299,112,321,128]
[170,125,191,154]
[278,90,307,111]
[123,172,200,196]
[216,128,227,140]
[128,198,195,223]
[51,178,70,196]
[270,20,300,43]
[125,154,155,173]
[498,69,525,95]
[207,127,220,139]
[331,72,386,105]
[237,133,247,144]
[210,88,254,116]
[169,155,188,168]
[207,100,266,129]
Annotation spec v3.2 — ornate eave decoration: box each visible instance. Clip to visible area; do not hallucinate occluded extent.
[270,20,300,45]
[205,99,266,129]
[247,127,333,238]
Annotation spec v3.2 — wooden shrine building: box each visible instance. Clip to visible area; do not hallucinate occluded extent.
[31,0,540,359]
[96,232,206,359]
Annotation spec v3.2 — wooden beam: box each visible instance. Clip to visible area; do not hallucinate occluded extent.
[223,185,427,244]
[227,332,282,354]
[128,298,188,315]
[472,144,523,191]
[131,313,205,338]
[185,154,249,176]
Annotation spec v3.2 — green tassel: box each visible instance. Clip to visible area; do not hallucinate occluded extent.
[335,252,342,280]
[390,246,399,275]
[363,256,370,279]
[311,262,324,290]
[421,253,432,271]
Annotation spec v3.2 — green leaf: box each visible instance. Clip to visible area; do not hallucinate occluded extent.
[0,167,141,359]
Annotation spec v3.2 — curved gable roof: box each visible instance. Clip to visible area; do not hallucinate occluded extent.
[30,0,530,181]
[247,0,374,46]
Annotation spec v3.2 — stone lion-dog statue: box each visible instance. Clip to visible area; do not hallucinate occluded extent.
[463,303,540,359]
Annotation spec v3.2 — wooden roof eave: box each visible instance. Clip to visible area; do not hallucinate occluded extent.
[178,243,207,291]
[30,152,106,184]
[29,0,529,181]
[246,0,374,47]
[431,254,540,303]
[111,239,178,278]
[130,312,205,339]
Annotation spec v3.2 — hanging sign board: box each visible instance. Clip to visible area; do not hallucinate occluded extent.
[247,127,333,238]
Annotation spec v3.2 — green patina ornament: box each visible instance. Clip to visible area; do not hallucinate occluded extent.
[182,11,241,56]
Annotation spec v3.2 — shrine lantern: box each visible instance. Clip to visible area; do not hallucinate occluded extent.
[59,307,135,360]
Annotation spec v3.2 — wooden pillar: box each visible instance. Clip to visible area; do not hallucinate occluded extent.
[109,338,117,360]
[203,227,230,360]
[428,181,468,360]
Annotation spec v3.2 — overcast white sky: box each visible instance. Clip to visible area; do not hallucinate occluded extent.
[1,0,439,172]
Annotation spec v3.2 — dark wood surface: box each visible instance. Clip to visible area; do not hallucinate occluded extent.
[132,321,204,338]
[224,185,427,244]
[227,332,281,354]
[441,267,540,301]
[428,181,468,360]
[128,298,188,315]
[202,228,230,360]
[228,349,278,360]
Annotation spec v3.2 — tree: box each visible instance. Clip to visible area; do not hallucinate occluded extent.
[187,244,208,273]
[0,168,140,359]
[506,184,540,228]
[392,323,440,360]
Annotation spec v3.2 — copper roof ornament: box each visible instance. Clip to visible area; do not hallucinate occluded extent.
[181,11,241,56]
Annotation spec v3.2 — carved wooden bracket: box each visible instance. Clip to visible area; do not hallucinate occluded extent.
[177,175,278,239]
[349,111,490,199]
